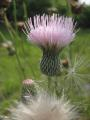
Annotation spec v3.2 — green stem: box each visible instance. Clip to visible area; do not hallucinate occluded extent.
[68,45,73,67]
[3,13,36,79]
[47,76,59,97]
[13,0,18,33]
[0,31,25,80]
[23,1,28,20]
[47,76,52,94]
[65,0,72,16]
[3,14,26,79]
[54,76,59,97]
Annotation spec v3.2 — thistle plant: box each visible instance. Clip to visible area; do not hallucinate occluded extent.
[23,14,76,76]
[55,55,90,98]
[1,40,16,56]
[9,93,78,120]
[0,0,89,118]
[21,79,37,103]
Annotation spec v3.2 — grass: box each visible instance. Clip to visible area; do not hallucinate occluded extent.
[0,25,90,118]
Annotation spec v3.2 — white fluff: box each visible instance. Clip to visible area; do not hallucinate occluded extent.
[10,93,78,120]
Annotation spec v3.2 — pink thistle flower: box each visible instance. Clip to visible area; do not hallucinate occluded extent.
[22,79,37,103]
[22,79,34,85]
[23,14,76,76]
[23,14,76,51]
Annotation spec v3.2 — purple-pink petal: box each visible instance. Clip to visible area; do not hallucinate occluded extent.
[23,14,76,50]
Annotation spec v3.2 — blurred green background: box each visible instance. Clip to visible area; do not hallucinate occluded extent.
[0,0,90,119]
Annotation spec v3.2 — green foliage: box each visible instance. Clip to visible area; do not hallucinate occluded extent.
[29,0,52,14]
[6,0,52,20]
[0,28,90,117]
[0,0,90,118]
[7,0,25,20]
[57,5,67,15]
[5,0,90,29]
[75,6,90,28]
[6,0,67,20]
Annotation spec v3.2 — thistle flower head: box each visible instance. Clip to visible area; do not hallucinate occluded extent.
[61,55,90,95]
[1,41,13,48]
[10,93,78,120]
[23,14,76,52]
[22,79,34,85]
[21,79,37,103]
